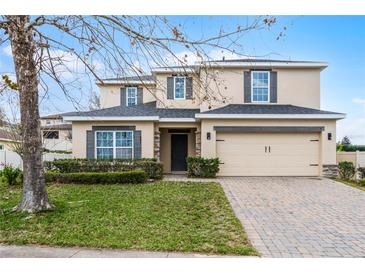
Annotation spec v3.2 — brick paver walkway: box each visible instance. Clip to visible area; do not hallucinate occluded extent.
[165,175,365,257]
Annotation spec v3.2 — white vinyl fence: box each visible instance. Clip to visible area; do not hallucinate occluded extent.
[0,150,73,170]
[337,150,365,179]
[337,151,365,168]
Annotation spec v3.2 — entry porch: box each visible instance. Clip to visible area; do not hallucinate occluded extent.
[154,123,200,174]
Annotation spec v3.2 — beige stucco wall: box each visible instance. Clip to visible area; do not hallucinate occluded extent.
[200,119,337,171]
[99,84,157,108]
[199,68,244,111]
[154,73,201,109]
[98,67,322,110]
[199,68,321,110]
[277,68,320,109]
[71,121,154,158]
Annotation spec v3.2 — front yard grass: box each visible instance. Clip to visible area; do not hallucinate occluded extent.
[336,179,365,191]
[0,181,257,256]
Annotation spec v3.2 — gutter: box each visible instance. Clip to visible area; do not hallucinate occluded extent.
[195,113,346,120]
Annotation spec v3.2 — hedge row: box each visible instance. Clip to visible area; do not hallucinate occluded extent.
[187,157,220,178]
[45,170,147,184]
[337,144,365,152]
[44,158,163,180]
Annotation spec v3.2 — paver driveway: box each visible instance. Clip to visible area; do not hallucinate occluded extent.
[219,177,365,257]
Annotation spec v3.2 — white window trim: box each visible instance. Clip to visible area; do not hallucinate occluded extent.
[126,87,138,106]
[173,76,186,100]
[95,130,134,159]
[251,71,270,103]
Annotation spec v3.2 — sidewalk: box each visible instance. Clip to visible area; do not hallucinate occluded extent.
[0,245,245,258]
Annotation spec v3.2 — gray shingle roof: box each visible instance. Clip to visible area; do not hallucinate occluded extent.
[63,102,343,120]
[101,75,155,82]
[200,104,343,115]
[41,124,72,130]
[0,128,21,141]
[63,102,200,119]
[41,112,78,119]
[209,58,321,63]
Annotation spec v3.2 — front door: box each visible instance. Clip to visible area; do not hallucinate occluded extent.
[171,134,188,171]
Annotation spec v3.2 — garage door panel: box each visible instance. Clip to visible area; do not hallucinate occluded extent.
[216,132,320,176]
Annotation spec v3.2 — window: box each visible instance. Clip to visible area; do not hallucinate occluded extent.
[43,130,59,139]
[251,71,270,102]
[126,87,137,106]
[95,131,133,159]
[0,144,4,150]
[174,77,186,99]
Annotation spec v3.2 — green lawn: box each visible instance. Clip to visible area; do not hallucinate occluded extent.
[0,181,257,256]
[336,179,365,191]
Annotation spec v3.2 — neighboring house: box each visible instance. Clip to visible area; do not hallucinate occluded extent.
[0,120,21,151]
[63,59,345,176]
[40,113,73,152]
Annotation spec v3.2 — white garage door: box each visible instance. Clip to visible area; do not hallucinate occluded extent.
[216,132,320,176]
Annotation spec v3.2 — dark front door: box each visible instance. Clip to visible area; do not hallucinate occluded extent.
[171,134,188,171]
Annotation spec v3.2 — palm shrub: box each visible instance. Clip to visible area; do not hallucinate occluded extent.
[338,161,356,181]
[0,164,22,186]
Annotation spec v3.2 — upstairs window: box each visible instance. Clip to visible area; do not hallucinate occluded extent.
[95,131,133,159]
[126,87,137,106]
[252,71,270,102]
[43,130,59,139]
[174,77,186,99]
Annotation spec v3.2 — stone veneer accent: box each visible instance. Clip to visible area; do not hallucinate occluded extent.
[195,130,201,157]
[322,164,338,178]
[154,129,160,160]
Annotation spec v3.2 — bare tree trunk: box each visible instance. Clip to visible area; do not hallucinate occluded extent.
[7,16,52,212]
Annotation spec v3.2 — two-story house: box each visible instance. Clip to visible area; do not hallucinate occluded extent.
[63,59,345,177]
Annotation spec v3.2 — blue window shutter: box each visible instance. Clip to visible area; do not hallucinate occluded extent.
[120,87,127,106]
[134,130,142,159]
[270,71,277,103]
[86,130,95,159]
[167,77,174,99]
[137,87,143,104]
[244,72,251,103]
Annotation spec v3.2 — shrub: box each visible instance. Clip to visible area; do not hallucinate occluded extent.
[338,161,356,181]
[135,161,163,180]
[44,158,162,180]
[45,170,147,184]
[358,178,365,187]
[358,167,365,179]
[187,157,220,178]
[0,164,22,186]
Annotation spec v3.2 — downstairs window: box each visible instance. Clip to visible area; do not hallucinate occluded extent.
[95,131,133,159]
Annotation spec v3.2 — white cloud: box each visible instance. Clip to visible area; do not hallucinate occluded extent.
[207,49,247,61]
[352,98,365,105]
[337,117,365,145]
[42,49,104,80]
[2,45,12,56]
[161,49,251,67]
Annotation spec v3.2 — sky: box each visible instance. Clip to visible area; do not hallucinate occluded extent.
[0,16,364,144]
